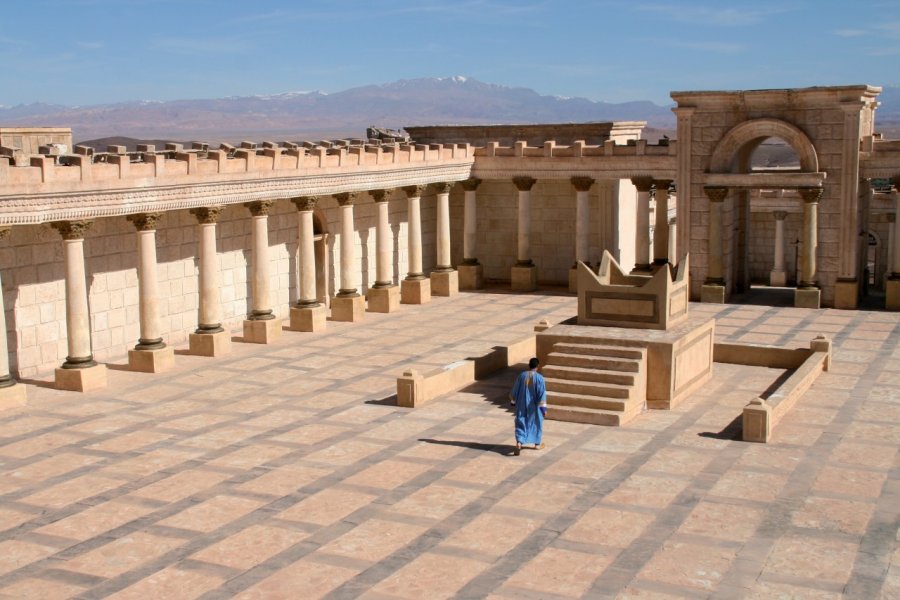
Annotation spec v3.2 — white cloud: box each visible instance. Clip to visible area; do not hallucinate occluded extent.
[633,3,792,26]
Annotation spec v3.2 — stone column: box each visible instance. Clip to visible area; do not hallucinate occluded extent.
[331,192,365,322]
[701,187,727,303]
[653,180,672,265]
[886,178,900,309]
[770,211,788,287]
[430,182,458,296]
[631,177,653,273]
[511,176,537,291]
[668,217,677,264]
[242,200,281,344]
[569,176,594,292]
[888,213,897,280]
[400,184,431,304]
[290,196,326,331]
[368,189,400,313]
[0,227,26,406]
[51,220,107,391]
[459,178,483,290]
[795,187,823,309]
[126,212,174,372]
[188,206,231,356]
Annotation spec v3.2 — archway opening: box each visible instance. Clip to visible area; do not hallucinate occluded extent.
[748,137,801,170]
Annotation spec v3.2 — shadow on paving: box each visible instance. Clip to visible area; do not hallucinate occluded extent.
[418,437,516,456]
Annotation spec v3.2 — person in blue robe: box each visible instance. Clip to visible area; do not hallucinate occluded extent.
[509,357,547,455]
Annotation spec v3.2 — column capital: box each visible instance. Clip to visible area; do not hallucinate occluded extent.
[432,182,453,195]
[292,196,318,211]
[0,226,11,241]
[370,189,391,203]
[773,210,788,221]
[127,212,163,231]
[704,186,729,203]
[51,220,94,240]
[190,206,224,224]
[512,176,536,191]
[460,177,482,191]
[245,200,274,217]
[402,184,426,198]
[571,176,595,192]
[668,216,677,226]
[654,180,672,193]
[334,192,358,206]
[799,187,823,204]
[631,177,654,193]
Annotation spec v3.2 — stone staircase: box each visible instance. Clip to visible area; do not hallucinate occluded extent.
[542,342,647,426]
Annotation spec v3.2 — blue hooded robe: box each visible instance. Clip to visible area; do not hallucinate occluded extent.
[510,369,547,445]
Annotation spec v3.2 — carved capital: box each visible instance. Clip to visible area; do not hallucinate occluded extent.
[51,220,94,240]
[704,186,728,203]
[402,184,426,198]
[0,226,11,241]
[292,196,318,212]
[432,182,452,195]
[631,177,654,193]
[460,177,482,192]
[799,187,823,204]
[370,189,390,203]
[334,192,358,206]
[127,212,163,231]
[571,176,595,192]
[773,210,788,221]
[512,176,536,191]
[190,206,224,224]
[654,180,672,196]
[245,200,274,217]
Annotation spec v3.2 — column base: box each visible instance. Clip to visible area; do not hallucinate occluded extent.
[243,318,283,344]
[55,363,107,392]
[0,383,26,410]
[511,265,537,292]
[331,295,365,322]
[367,286,400,313]
[401,278,431,304]
[700,284,726,304]
[458,264,483,290]
[290,305,326,331]
[431,270,458,297]
[128,346,175,373]
[188,330,232,357]
[769,270,787,287]
[794,287,821,309]
[833,279,859,310]
[568,268,578,293]
[887,279,900,310]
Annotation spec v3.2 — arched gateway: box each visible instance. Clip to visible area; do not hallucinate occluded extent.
[671,85,881,308]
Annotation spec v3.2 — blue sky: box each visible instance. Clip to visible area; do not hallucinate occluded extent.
[1,0,898,107]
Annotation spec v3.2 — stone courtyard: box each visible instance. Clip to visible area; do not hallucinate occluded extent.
[0,289,895,599]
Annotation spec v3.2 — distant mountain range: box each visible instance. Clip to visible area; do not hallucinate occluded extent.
[1,77,898,145]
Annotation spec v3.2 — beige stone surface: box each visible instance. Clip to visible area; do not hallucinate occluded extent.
[187,330,232,357]
[54,363,107,392]
[458,263,483,290]
[331,294,365,322]
[400,277,431,304]
[510,264,537,291]
[366,285,399,313]
[242,317,283,344]
[430,269,458,296]
[289,304,326,331]
[127,346,175,373]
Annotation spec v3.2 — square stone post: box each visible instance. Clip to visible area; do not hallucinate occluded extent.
[795,187,822,309]
[188,207,232,356]
[770,211,788,287]
[367,189,400,313]
[290,196,327,331]
[653,180,672,265]
[458,178,483,290]
[51,220,107,391]
[631,177,653,274]
[569,176,594,292]
[243,200,282,343]
[401,184,431,304]
[430,182,458,296]
[701,186,727,303]
[331,192,365,321]
[511,176,537,292]
[0,228,26,407]
[126,213,175,372]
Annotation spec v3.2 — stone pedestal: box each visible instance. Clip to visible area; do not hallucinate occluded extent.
[0,384,26,409]
[331,295,365,322]
[742,399,772,443]
[887,279,900,310]
[367,286,400,313]
[243,318,283,344]
[401,278,431,304]
[431,270,458,297]
[511,265,537,292]
[701,284,725,304]
[290,305,326,331]
[769,270,787,287]
[794,288,821,309]
[128,347,175,373]
[833,279,859,310]
[458,264,483,290]
[55,363,107,392]
[189,330,232,357]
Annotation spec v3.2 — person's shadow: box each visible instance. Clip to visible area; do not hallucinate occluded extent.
[418,438,518,456]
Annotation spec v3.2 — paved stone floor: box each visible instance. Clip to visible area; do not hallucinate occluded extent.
[0,289,897,599]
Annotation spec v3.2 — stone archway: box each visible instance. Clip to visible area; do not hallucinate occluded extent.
[709,118,819,174]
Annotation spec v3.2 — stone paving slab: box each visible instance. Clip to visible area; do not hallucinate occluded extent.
[0,288,897,599]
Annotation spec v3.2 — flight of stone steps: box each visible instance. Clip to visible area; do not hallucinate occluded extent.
[543,342,647,426]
